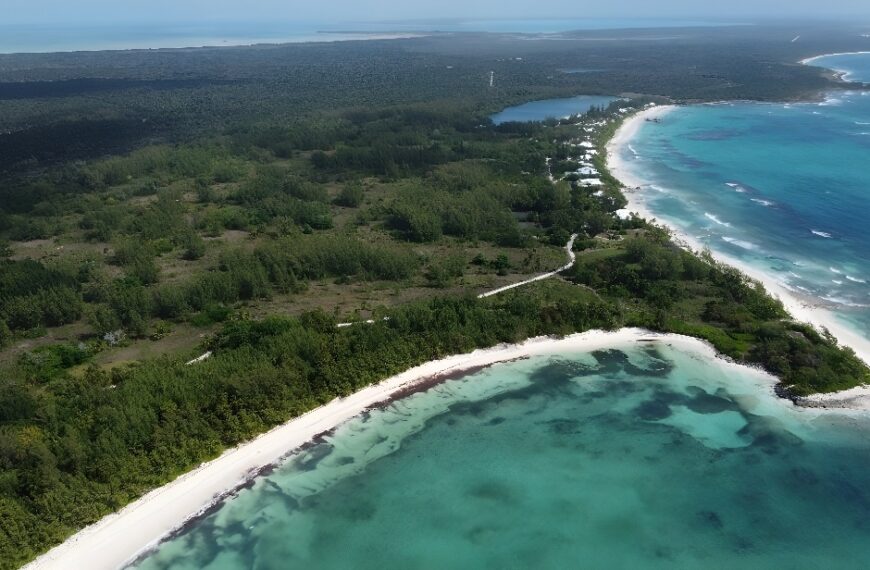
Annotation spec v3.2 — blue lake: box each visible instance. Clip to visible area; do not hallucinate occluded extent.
[130,340,870,570]
[491,95,619,124]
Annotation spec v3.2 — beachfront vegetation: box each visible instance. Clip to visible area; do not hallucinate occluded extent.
[566,231,867,394]
[0,294,617,567]
[1,24,869,569]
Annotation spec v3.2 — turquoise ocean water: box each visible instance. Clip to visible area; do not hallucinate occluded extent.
[130,341,870,570]
[615,53,870,337]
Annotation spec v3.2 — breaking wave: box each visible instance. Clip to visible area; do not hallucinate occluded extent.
[721,236,756,250]
[704,212,731,227]
[725,182,747,193]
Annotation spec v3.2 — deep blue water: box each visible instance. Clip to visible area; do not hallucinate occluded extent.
[130,342,870,569]
[491,95,619,124]
[615,57,870,339]
[0,19,736,54]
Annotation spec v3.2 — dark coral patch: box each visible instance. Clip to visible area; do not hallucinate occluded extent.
[685,387,738,414]
[634,398,673,421]
[544,418,583,435]
[697,510,724,531]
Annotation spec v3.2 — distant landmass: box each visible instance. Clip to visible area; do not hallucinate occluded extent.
[0,18,739,53]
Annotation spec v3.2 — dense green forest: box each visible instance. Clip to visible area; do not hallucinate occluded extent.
[1,24,869,569]
[2,23,868,173]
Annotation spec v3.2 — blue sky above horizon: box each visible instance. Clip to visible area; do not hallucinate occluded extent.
[5,0,870,26]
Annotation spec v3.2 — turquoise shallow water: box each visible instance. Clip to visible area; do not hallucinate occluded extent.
[491,95,619,124]
[130,341,870,569]
[616,56,870,337]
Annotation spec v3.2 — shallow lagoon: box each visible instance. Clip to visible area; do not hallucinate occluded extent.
[131,341,870,569]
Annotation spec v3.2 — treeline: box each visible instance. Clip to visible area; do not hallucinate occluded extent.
[0,261,82,340]
[0,102,572,345]
[370,146,626,247]
[0,99,620,248]
[0,235,420,342]
[89,235,420,337]
[2,24,859,173]
[308,105,483,177]
[3,227,867,567]
[0,105,533,241]
[0,293,617,569]
[229,117,352,158]
[1,142,245,216]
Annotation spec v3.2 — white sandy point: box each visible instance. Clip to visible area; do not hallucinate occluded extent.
[799,385,870,411]
[799,51,870,65]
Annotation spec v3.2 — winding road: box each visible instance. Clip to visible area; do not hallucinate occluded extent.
[187,234,580,364]
[477,234,578,299]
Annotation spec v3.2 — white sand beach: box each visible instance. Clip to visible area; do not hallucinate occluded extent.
[607,106,870,369]
[799,385,870,411]
[800,51,870,65]
[26,326,821,570]
[800,52,870,82]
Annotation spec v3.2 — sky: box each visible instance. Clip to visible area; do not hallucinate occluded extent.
[4,0,870,26]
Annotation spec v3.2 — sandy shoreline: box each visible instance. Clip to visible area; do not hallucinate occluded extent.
[22,326,795,570]
[800,51,870,83]
[607,105,870,370]
[608,106,870,409]
[800,51,870,65]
